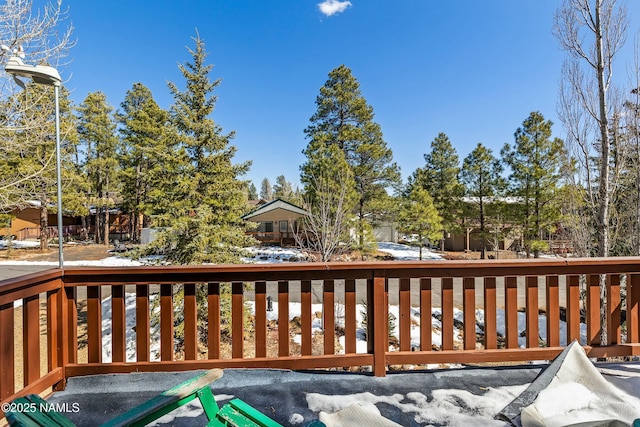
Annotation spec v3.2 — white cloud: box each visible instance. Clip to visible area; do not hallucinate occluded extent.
[318,0,352,17]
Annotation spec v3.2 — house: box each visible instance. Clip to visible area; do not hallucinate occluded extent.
[1,202,129,242]
[242,198,307,246]
[0,201,83,240]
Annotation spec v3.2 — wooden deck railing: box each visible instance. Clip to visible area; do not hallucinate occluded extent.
[2,257,640,413]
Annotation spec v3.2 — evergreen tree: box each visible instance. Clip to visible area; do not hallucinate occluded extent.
[398,187,442,260]
[118,83,177,242]
[152,32,254,264]
[460,143,505,259]
[302,65,400,249]
[77,91,119,245]
[501,112,564,257]
[273,175,292,200]
[260,178,272,201]
[411,132,463,250]
[247,182,258,200]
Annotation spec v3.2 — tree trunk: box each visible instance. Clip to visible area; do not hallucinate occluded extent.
[595,0,610,260]
[39,203,48,250]
[594,0,609,345]
[80,215,88,241]
[95,208,102,244]
[479,198,486,260]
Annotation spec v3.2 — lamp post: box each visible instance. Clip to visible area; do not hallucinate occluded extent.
[4,54,64,268]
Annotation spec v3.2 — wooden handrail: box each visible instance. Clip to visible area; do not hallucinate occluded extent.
[1,257,640,415]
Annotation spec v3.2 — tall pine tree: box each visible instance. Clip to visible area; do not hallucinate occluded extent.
[77,91,119,245]
[501,112,564,257]
[398,187,442,260]
[154,32,254,264]
[260,178,273,201]
[410,133,463,250]
[118,83,176,242]
[302,65,400,250]
[460,143,505,259]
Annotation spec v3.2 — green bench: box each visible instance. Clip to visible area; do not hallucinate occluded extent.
[5,369,285,427]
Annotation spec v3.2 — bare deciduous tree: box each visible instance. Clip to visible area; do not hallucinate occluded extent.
[0,0,74,212]
[554,0,628,344]
[294,170,352,262]
[554,0,628,258]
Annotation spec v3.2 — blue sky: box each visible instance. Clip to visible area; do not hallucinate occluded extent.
[60,0,640,189]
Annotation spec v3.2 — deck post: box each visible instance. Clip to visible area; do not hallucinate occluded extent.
[369,270,387,377]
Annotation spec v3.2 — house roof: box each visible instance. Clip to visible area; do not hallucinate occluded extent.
[242,198,307,220]
[246,199,268,208]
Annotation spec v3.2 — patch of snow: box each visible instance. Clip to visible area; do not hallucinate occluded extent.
[306,385,527,426]
[0,239,41,249]
[288,413,305,425]
[377,242,442,261]
[242,246,308,264]
[147,401,203,426]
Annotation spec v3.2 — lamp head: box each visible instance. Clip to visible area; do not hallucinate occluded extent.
[5,56,61,87]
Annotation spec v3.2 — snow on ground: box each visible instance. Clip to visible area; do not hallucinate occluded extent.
[306,385,528,426]
[242,242,443,263]
[242,246,309,263]
[0,239,40,249]
[377,242,443,260]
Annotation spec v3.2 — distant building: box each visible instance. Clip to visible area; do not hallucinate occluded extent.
[242,198,307,246]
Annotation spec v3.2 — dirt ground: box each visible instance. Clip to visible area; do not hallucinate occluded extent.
[0,243,120,262]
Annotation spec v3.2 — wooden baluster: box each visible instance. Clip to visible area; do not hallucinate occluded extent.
[344,279,357,354]
[160,284,173,361]
[484,277,497,350]
[301,280,312,356]
[586,274,601,346]
[207,283,220,359]
[111,285,126,363]
[136,285,150,362]
[567,275,581,343]
[323,280,335,355]
[608,274,621,345]
[87,286,102,363]
[0,302,15,399]
[278,281,289,357]
[442,277,454,350]
[628,275,640,343]
[255,281,267,358]
[65,287,77,364]
[370,273,387,377]
[399,277,411,352]
[47,289,59,371]
[232,282,244,359]
[184,283,198,360]
[546,276,560,347]
[23,294,40,385]
[463,277,475,351]
[526,276,539,348]
[505,276,518,349]
[420,278,432,351]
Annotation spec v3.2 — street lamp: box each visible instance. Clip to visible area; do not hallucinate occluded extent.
[4,51,64,268]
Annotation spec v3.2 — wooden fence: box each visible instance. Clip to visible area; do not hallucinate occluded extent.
[1,258,640,414]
